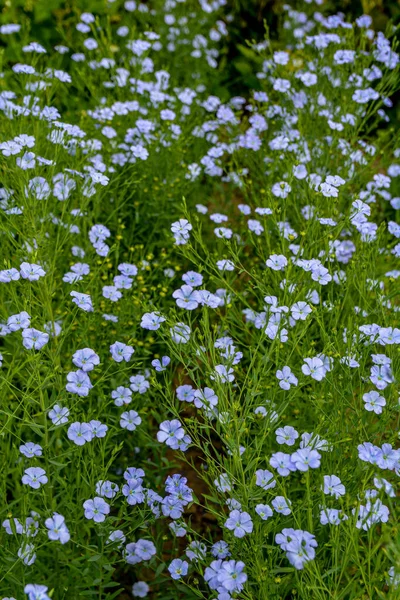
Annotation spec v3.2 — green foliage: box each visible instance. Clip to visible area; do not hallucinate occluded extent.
[0,2,399,600]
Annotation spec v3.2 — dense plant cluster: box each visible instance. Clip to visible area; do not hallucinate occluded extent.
[0,1,399,599]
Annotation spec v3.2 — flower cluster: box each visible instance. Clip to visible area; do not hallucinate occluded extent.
[0,1,399,599]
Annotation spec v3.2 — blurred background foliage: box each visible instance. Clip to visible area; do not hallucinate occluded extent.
[1,0,400,100]
[225,0,400,92]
